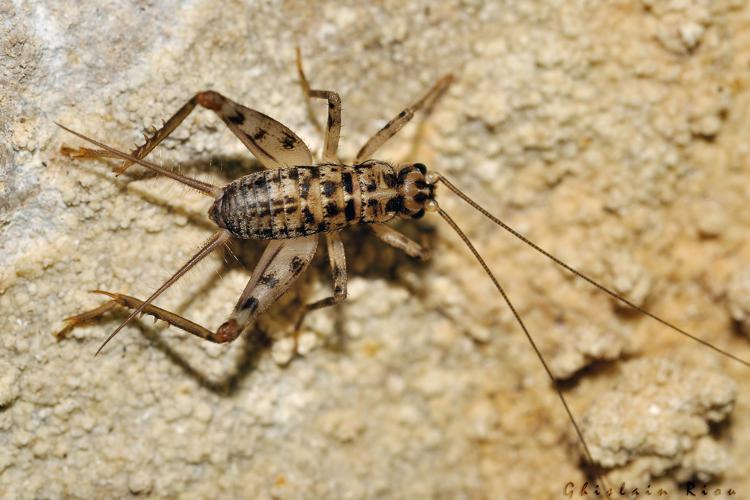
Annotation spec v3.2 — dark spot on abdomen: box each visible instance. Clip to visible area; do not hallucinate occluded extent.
[342,172,353,194]
[325,202,340,216]
[302,207,315,225]
[322,180,337,197]
[300,181,310,199]
[344,199,356,221]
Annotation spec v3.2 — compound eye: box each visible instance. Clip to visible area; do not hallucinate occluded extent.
[414,163,427,175]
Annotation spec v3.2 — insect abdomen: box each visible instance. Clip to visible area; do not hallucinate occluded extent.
[209,162,402,240]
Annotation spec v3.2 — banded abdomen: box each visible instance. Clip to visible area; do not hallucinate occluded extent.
[209,161,403,240]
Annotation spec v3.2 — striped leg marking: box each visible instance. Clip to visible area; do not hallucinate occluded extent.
[57,236,319,346]
[355,74,453,163]
[62,90,313,173]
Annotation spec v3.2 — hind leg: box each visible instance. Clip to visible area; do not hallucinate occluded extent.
[62,95,206,175]
[57,236,319,352]
[62,89,313,172]
[57,291,239,343]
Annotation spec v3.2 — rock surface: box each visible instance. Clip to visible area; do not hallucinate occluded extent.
[3,0,750,498]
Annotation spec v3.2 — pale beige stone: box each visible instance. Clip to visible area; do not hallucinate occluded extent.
[3,0,750,498]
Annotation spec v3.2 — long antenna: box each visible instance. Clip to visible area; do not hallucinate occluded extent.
[436,206,610,491]
[56,122,221,197]
[437,174,750,369]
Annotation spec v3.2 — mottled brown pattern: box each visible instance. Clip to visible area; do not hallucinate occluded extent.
[251,170,273,239]
[209,162,403,240]
[267,169,287,238]
[319,166,346,229]
[356,161,401,224]
[279,168,301,235]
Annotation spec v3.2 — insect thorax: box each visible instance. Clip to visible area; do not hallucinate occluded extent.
[208,162,433,240]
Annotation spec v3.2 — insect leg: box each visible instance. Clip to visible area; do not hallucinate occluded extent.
[61,95,203,175]
[57,291,232,342]
[295,47,323,133]
[57,236,319,347]
[58,123,219,196]
[62,91,313,173]
[355,74,453,163]
[293,232,347,337]
[56,300,121,339]
[228,236,319,339]
[369,224,431,260]
[295,48,341,162]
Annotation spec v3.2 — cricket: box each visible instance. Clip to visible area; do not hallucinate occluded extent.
[55,50,750,489]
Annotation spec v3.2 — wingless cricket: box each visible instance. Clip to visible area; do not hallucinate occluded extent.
[57,51,750,487]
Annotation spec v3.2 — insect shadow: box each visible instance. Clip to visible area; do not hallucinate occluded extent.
[64,150,435,393]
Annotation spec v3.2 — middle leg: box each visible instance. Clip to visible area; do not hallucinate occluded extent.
[295,48,342,163]
[293,231,348,334]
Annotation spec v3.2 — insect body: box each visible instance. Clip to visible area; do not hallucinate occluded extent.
[57,51,749,489]
[210,161,429,240]
[56,53,445,352]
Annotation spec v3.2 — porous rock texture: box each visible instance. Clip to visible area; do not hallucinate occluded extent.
[3,0,750,498]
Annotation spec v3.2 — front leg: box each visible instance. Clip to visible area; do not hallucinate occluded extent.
[355,74,453,163]
[369,224,431,260]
